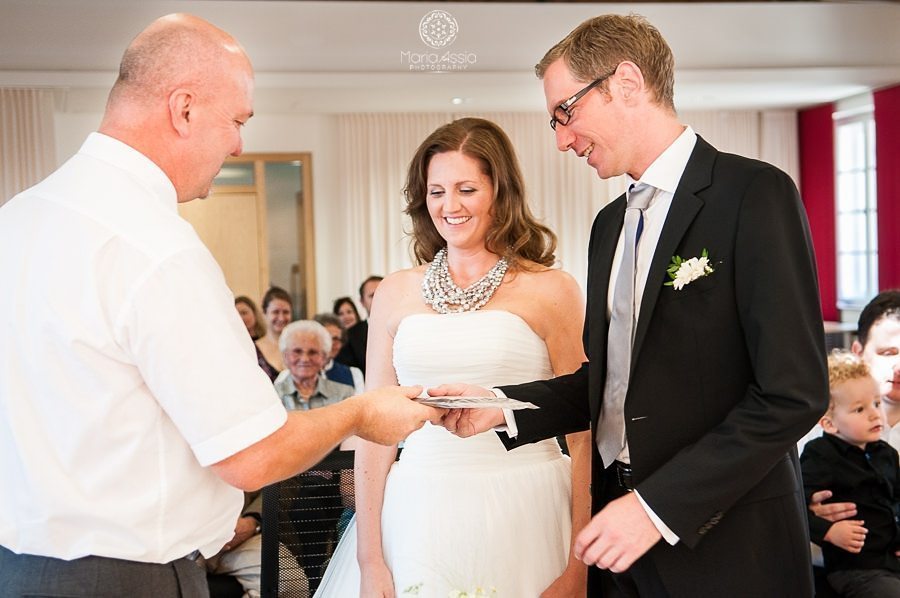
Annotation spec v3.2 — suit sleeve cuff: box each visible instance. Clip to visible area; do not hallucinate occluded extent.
[490,388,518,438]
[635,490,679,546]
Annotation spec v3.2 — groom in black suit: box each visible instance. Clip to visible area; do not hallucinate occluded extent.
[440,14,828,597]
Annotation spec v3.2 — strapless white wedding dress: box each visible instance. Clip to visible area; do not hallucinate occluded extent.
[315,310,572,597]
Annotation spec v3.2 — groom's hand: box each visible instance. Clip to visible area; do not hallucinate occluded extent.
[574,493,661,573]
[427,383,503,438]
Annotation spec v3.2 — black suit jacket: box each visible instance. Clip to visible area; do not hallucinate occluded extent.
[502,137,828,597]
[336,320,368,375]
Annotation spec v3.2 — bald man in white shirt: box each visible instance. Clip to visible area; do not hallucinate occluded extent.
[0,14,442,598]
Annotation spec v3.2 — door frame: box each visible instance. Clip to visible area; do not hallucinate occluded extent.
[214,153,316,316]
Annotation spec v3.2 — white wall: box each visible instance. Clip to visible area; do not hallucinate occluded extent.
[54,112,102,167]
[53,98,349,312]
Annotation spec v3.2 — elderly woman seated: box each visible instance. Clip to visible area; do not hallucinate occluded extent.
[272,320,355,592]
[274,320,355,411]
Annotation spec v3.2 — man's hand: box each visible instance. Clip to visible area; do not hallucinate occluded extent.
[352,385,446,446]
[573,493,662,573]
[222,515,258,551]
[824,519,867,553]
[428,383,502,438]
[809,489,857,522]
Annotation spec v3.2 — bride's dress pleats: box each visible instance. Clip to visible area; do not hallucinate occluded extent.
[315,310,572,597]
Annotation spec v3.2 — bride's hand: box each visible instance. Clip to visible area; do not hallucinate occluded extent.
[427,383,504,438]
[359,559,396,598]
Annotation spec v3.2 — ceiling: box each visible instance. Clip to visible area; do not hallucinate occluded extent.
[1,0,899,113]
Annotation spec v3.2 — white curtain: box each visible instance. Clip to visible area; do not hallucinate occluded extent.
[759,110,799,185]
[330,109,798,299]
[1,88,56,207]
[335,112,622,295]
[681,109,800,185]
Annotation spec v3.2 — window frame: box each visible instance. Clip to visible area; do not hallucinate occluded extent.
[833,109,878,312]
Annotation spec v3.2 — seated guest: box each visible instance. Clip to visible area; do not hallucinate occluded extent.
[852,290,900,449]
[229,296,286,459]
[801,350,900,597]
[335,276,382,375]
[274,320,354,410]
[235,295,266,340]
[274,320,354,591]
[809,290,900,513]
[256,286,293,381]
[203,491,309,598]
[806,291,900,575]
[332,296,360,331]
[314,313,364,393]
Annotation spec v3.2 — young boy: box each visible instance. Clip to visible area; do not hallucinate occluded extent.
[801,351,900,597]
[809,290,900,513]
[852,290,900,449]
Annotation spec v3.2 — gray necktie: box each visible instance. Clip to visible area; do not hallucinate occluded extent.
[597,183,655,468]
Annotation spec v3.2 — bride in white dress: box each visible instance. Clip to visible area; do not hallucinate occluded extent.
[315,118,589,597]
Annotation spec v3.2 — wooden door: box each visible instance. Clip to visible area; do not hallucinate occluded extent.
[176,154,314,315]
[178,191,269,302]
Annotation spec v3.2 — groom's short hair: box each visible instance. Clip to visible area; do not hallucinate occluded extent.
[534,13,676,111]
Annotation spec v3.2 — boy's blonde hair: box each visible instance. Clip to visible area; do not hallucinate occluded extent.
[826,349,871,413]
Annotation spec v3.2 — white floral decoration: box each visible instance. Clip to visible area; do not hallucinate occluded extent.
[402,583,497,597]
[665,248,715,290]
[448,587,497,598]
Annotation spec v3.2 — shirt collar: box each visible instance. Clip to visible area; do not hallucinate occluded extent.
[626,126,697,195]
[278,374,329,404]
[79,133,178,213]
[824,432,884,455]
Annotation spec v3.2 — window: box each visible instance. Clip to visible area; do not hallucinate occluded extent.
[834,110,877,309]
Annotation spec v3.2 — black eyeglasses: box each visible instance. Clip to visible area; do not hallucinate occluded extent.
[549,67,618,131]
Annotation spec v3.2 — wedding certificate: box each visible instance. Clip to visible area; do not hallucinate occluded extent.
[415,395,539,410]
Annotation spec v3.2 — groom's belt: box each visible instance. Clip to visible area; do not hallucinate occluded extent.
[613,461,635,491]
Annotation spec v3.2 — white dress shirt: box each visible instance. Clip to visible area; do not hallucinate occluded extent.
[0,133,287,563]
[605,126,697,544]
[607,126,698,463]
[503,127,697,546]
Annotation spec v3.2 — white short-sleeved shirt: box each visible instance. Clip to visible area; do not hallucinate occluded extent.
[0,133,287,563]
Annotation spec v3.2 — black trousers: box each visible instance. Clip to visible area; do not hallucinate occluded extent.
[591,466,671,598]
[0,545,208,598]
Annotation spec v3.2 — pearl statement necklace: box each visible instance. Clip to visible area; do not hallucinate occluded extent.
[422,248,509,314]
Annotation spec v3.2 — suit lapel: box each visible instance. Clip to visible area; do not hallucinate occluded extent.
[592,198,626,317]
[631,137,716,364]
[588,195,625,421]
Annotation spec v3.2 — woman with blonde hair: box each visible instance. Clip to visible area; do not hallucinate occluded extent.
[317,118,590,597]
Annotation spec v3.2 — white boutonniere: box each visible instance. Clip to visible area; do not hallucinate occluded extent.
[665,248,715,290]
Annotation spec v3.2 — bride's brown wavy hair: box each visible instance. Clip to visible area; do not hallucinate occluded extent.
[404,117,557,269]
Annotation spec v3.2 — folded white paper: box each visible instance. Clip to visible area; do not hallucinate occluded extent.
[415,395,538,410]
